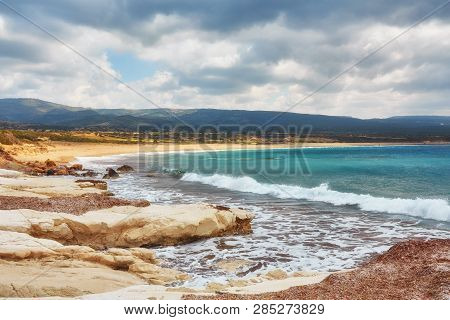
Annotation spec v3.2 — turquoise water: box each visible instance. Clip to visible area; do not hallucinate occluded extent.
[79,145,450,285]
[154,145,450,221]
[173,145,449,197]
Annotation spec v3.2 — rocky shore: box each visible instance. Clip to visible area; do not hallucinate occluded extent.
[0,204,253,249]
[0,166,254,298]
[0,146,448,300]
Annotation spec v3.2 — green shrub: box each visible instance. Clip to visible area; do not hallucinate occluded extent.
[0,131,20,145]
[8,130,41,142]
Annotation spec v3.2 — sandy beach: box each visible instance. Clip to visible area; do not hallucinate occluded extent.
[3,141,432,163]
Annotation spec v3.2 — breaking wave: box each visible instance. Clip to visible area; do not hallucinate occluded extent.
[181,173,450,222]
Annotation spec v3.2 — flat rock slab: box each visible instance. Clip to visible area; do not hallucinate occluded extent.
[0,259,145,298]
[0,203,253,248]
[0,175,105,198]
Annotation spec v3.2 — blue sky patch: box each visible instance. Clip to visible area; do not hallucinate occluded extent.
[107,50,158,82]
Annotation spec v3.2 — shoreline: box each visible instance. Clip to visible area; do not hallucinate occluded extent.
[0,170,257,298]
[0,168,336,299]
[0,142,449,299]
[5,141,448,164]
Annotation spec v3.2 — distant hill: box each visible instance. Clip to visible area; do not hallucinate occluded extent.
[0,98,449,138]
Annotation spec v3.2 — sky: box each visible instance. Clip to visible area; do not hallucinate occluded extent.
[0,0,449,118]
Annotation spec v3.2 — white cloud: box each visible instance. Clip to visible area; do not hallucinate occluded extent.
[0,3,449,118]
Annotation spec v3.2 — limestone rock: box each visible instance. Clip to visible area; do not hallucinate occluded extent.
[129,263,189,285]
[45,159,57,168]
[116,165,134,173]
[81,170,97,177]
[70,164,83,171]
[216,259,252,273]
[0,259,144,298]
[75,179,107,190]
[0,230,62,260]
[0,229,188,294]
[0,203,253,248]
[264,269,289,280]
[227,279,250,287]
[103,168,119,179]
[206,282,228,292]
[0,175,106,198]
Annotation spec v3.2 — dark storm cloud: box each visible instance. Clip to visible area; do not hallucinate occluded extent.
[2,0,449,34]
[178,65,273,94]
[0,38,46,61]
[396,65,450,93]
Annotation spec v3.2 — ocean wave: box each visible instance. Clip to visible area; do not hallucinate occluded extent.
[181,173,450,222]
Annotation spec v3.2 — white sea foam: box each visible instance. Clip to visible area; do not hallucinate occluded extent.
[181,173,450,222]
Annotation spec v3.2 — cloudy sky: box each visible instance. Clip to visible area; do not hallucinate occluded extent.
[0,0,449,118]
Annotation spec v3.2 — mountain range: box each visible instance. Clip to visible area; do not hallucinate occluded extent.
[0,98,449,138]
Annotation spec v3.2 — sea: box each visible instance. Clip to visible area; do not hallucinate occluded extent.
[78,144,450,286]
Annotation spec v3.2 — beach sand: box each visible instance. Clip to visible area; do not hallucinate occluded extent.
[4,141,415,163]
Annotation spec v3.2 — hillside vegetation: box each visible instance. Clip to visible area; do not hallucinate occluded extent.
[0,99,448,141]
